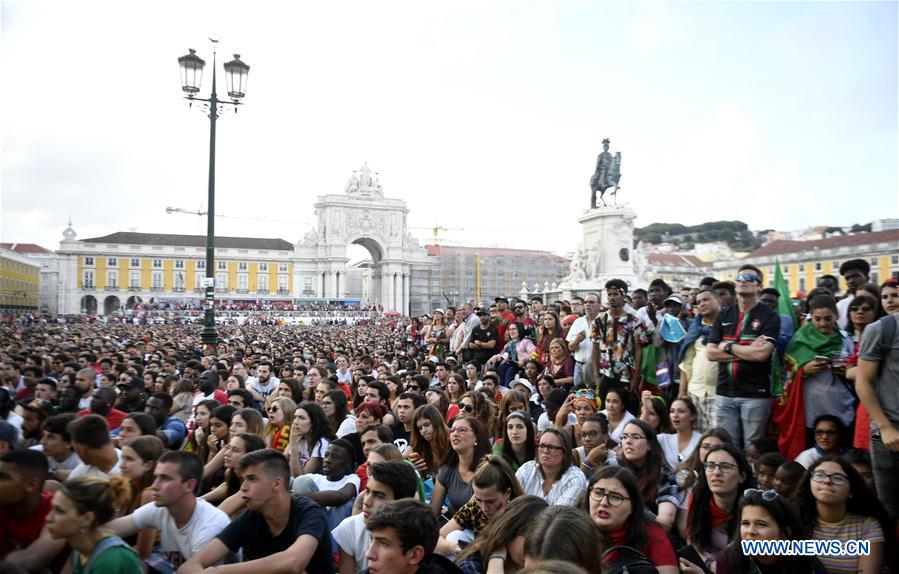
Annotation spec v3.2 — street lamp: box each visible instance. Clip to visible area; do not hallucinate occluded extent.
[177,41,249,349]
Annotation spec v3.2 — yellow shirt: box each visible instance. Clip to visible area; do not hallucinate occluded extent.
[679,331,718,399]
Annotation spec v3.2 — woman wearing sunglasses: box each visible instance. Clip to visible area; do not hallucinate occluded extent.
[682,488,820,574]
[514,427,586,506]
[683,443,754,567]
[793,456,886,574]
[264,397,296,453]
[844,294,880,453]
[585,465,678,574]
[430,416,492,518]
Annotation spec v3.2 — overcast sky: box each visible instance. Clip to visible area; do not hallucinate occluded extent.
[2,1,896,258]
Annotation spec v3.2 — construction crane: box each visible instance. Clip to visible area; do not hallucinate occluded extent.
[408,225,465,245]
[165,206,309,226]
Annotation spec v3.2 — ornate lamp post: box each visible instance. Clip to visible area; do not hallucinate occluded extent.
[177,41,249,348]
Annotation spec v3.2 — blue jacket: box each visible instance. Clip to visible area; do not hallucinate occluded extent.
[678,314,713,363]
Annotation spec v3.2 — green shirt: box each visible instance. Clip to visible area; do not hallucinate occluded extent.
[72,538,142,574]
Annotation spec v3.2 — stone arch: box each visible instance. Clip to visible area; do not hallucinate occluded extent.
[80,295,98,315]
[103,295,120,315]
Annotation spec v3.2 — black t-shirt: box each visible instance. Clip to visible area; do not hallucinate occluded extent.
[708,303,780,398]
[217,495,331,572]
[470,325,498,361]
[391,423,411,452]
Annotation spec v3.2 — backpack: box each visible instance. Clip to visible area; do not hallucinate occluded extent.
[78,535,136,574]
[600,545,659,574]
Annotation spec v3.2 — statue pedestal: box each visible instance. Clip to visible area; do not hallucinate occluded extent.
[576,204,639,288]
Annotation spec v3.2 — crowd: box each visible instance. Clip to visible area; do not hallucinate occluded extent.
[0,256,897,574]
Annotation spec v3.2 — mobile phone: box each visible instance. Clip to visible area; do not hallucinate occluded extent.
[677,545,712,574]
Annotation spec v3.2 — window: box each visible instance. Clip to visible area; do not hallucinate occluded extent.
[174,272,185,291]
[130,258,140,268]
[833,261,840,269]
[798,278,805,291]
[259,263,268,272]
[871,272,879,284]
[106,271,118,288]
[83,271,95,288]
[238,273,248,291]
[152,259,163,268]
[870,258,878,265]
[84,257,94,267]
[174,260,184,269]
[783,265,790,273]
[257,274,269,292]
[815,262,821,271]
[892,256,899,265]
[279,263,288,272]
[216,272,228,291]
[129,271,140,289]
[238,262,248,271]
[278,274,288,292]
[151,271,163,290]
[303,277,313,295]
[217,261,227,270]
[195,274,204,290]
[798,264,805,272]
[196,260,206,270]
[107,258,117,267]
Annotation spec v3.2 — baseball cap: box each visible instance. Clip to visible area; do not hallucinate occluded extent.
[495,297,509,304]
[475,307,490,316]
[510,378,534,394]
[663,293,685,306]
[23,398,55,419]
[0,421,18,447]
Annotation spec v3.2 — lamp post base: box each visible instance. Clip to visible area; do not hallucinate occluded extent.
[201,310,218,348]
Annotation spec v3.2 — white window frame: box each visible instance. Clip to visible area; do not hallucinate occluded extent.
[83,270,95,288]
[130,258,141,268]
[84,257,94,267]
[257,274,269,292]
[106,270,118,288]
[217,261,227,271]
[238,261,248,271]
[107,258,117,267]
[152,259,163,268]
[151,271,163,289]
[237,273,249,291]
[129,271,141,289]
[174,259,184,269]
[259,263,268,272]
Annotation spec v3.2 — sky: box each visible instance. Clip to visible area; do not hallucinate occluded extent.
[2,1,897,259]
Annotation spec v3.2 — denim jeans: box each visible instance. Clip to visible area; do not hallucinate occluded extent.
[870,432,899,521]
[713,395,771,450]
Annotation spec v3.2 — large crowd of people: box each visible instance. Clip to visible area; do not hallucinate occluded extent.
[0,257,897,574]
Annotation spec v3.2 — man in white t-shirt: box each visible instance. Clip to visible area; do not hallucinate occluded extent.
[331,460,419,574]
[107,451,230,572]
[67,414,121,480]
[567,292,600,389]
[30,413,81,482]
[246,361,280,404]
[291,439,360,532]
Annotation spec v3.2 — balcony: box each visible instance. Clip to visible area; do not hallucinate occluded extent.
[128,285,141,292]
[105,285,119,291]
[256,289,269,295]
[194,288,203,293]
[277,289,290,295]
[82,285,95,291]
[236,289,249,294]
[172,287,185,293]
[150,286,165,292]
[215,288,229,294]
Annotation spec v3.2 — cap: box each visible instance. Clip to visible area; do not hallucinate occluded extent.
[0,421,18,446]
[510,378,534,394]
[495,297,509,304]
[434,308,445,315]
[475,307,490,316]
[116,376,144,392]
[23,398,55,419]
[445,355,459,364]
[663,293,685,306]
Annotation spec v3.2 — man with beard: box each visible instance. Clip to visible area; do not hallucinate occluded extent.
[19,399,54,449]
[194,370,228,406]
[247,361,279,404]
[73,367,96,410]
[77,387,127,431]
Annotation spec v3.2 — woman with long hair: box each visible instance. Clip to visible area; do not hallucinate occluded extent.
[322,389,356,437]
[304,367,326,400]
[543,338,574,389]
[424,309,450,361]
[534,311,564,369]
[684,443,755,564]
[440,455,524,557]
[46,476,142,573]
[424,387,452,421]
[170,380,195,424]
[573,413,613,471]
[515,427,586,506]
[845,294,880,453]
[458,391,496,439]
[201,404,236,484]
[287,400,335,477]
[229,408,265,440]
[202,432,266,511]
[408,405,450,479]
[617,419,678,529]
[116,412,157,448]
[495,389,531,438]
[118,435,165,560]
[487,322,536,388]
[455,495,548,574]
[601,388,636,445]
[523,505,602,573]
[430,415,492,517]
[276,378,304,403]
[585,465,678,573]
[639,391,674,435]
[180,399,220,458]
[693,489,821,574]
[656,396,701,470]
[494,412,536,472]
[351,374,372,409]
[792,456,886,574]
[446,373,467,405]
[264,397,296,452]
[464,363,481,391]
[674,427,735,534]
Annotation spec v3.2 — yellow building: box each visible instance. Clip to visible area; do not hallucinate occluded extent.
[0,247,41,310]
[714,229,899,295]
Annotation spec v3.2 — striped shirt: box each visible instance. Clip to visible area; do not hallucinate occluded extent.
[812,513,883,573]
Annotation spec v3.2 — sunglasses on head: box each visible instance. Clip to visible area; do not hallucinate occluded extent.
[573,389,595,400]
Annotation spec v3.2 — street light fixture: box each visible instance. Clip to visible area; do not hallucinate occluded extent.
[177,40,250,349]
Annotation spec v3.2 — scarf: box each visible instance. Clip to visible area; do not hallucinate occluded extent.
[771,323,843,459]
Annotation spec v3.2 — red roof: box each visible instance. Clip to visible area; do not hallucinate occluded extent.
[425,245,566,260]
[747,229,899,258]
[646,253,708,268]
[1,243,53,254]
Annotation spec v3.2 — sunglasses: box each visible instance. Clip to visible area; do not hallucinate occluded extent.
[735,273,761,283]
[849,305,874,313]
[460,403,474,413]
[573,390,595,400]
[743,488,779,501]
[407,385,419,391]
